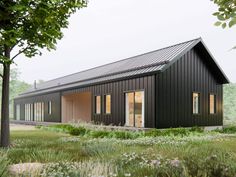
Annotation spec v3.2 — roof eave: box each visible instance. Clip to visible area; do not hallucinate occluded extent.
[160,38,230,84]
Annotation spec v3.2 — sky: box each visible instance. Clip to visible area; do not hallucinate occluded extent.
[13,0,236,84]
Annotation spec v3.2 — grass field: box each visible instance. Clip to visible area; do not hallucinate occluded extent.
[1,125,236,177]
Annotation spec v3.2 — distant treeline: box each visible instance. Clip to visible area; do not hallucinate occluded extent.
[224,83,236,125]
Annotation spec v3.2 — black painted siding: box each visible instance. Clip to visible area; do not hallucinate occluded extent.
[61,75,156,128]
[14,75,156,128]
[156,47,223,128]
[14,92,61,122]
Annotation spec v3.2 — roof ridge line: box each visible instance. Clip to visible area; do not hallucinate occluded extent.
[34,38,201,86]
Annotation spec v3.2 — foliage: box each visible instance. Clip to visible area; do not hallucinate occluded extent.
[41,161,116,177]
[213,0,236,29]
[224,83,236,125]
[215,125,236,133]
[41,125,208,139]
[0,0,87,147]
[40,124,236,141]
[5,127,236,176]
[88,130,110,138]
[0,0,87,62]
[69,126,87,136]
[108,130,142,139]
[0,151,9,177]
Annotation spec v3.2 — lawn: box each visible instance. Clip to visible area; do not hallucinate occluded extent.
[1,125,236,177]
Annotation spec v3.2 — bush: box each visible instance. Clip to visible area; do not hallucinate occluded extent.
[69,127,87,136]
[221,126,236,134]
[145,128,191,137]
[190,126,204,133]
[162,128,191,136]
[145,129,162,137]
[89,130,110,138]
[53,124,75,132]
[109,131,140,139]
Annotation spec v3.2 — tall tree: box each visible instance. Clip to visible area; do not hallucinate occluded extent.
[0,0,87,147]
[213,0,236,29]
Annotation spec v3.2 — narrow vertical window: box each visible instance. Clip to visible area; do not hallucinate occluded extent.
[210,94,216,114]
[193,93,200,114]
[48,101,52,115]
[95,96,101,114]
[104,95,111,114]
[16,104,20,120]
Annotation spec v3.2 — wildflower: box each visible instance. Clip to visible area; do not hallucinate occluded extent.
[151,160,161,166]
[170,159,181,167]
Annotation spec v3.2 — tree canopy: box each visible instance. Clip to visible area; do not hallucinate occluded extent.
[0,0,87,63]
[0,0,87,147]
[213,0,236,28]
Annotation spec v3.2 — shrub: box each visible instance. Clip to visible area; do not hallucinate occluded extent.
[69,126,87,136]
[145,129,162,137]
[190,126,204,133]
[145,128,191,137]
[53,124,75,132]
[109,131,139,139]
[221,126,236,134]
[89,130,110,138]
[162,128,191,136]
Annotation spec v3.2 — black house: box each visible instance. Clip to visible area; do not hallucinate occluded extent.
[14,38,229,128]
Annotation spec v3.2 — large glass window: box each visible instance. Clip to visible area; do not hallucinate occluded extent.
[95,96,101,114]
[34,102,44,122]
[125,91,144,128]
[193,93,200,114]
[25,103,33,121]
[210,94,216,114]
[104,95,111,114]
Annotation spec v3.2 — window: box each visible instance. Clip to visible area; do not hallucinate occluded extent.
[24,103,33,121]
[125,91,145,128]
[210,94,216,114]
[193,93,200,114]
[95,96,101,114]
[16,104,20,120]
[104,95,111,114]
[48,101,52,115]
[34,102,44,122]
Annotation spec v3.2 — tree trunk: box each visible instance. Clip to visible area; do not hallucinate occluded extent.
[0,46,11,148]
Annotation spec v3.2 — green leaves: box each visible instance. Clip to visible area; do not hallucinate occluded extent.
[214,21,222,26]
[229,19,236,27]
[0,0,88,63]
[212,0,236,28]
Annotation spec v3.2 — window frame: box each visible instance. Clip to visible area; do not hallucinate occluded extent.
[192,92,201,115]
[95,95,101,115]
[104,94,112,115]
[124,89,145,128]
[48,101,52,115]
[16,104,21,121]
[209,93,217,115]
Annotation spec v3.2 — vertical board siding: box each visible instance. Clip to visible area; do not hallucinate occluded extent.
[156,48,223,128]
[14,92,61,122]
[14,75,156,128]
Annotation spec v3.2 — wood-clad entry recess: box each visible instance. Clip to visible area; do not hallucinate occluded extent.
[61,92,92,123]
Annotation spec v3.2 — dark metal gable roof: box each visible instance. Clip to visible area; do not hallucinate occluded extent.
[18,38,228,98]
